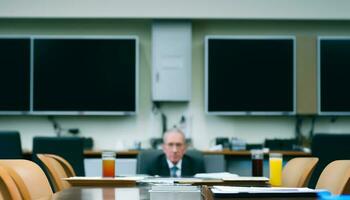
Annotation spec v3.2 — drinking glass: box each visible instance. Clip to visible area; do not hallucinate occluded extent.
[269,153,283,186]
[102,151,115,177]
[251,149,263,177]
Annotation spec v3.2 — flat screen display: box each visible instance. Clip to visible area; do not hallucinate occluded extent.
[33,38,137,114]
[319,38,350,115]
[0,38,30,112]
[206,36,295,115]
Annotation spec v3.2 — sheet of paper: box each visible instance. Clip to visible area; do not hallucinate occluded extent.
[151,185,200,191]
[212,186,317,194]
[139,177,203,184]
[222,176,269,181]
[194,172,238,179]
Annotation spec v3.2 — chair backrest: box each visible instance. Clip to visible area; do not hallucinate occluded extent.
[316,160,350,195]
[0,131,22,159]
[32,136,85,176]
[282,157,319,187]
[185,149,206,173]
[45,154,76,177]
[310,134,350,188]
[37,154,72,192]
[0,166,22,200]
[137,149,206,174]
[0,160,53,200]
[137,149,163,174]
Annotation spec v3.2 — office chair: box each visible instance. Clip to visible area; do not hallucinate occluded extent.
[185,149,206,173]
[316,160,350,195]
[309,134,350,188]
[0,160,53,200]
[0,131,23,159]
[32,136,85,176]
[37,154,71,192]
[0,166,22,200]
[282,157,319,187]
[136,149,163,174]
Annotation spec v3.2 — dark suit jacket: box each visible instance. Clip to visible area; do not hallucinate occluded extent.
[146,154,205,177]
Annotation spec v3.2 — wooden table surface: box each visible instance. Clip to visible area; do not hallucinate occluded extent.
[24,149,311,158]
[201,150,310,156]
[49,187,149,200]
[49,186,318,200]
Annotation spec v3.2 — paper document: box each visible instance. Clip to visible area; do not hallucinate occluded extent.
[222,176,269,181]
[150,184,201,200]
[211,186,319,197]
[194,172,238,179]
[151,185,200,191]
[212,186,317,194]
[139,177,203,184]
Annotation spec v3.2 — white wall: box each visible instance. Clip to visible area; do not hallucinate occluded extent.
[0,0,349,20]
[2,19,350,151]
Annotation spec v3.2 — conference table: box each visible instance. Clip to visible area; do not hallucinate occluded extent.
[23,149,311,159]
[50,186,317,200]
[49,187,149,200]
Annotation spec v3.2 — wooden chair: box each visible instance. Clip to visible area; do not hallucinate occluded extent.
[44,154,76,177]
[0,166,22,200]
[37,154,72,192]
[282,157,319,187]
[0,160,53,200]
[316,160,350,195]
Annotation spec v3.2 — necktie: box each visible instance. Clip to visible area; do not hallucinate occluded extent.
[170,166,178,177]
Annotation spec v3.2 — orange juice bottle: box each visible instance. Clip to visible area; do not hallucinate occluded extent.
[269,153,282,186]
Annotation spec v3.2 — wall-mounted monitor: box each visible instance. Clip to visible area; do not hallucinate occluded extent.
[318,37,350,115]
[33,37,138,115]
[205,36,296,115]
[0,38,30,113]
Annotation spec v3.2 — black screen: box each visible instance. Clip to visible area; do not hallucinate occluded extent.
[0,38,30,111]
[33,38,136,113]
[207,38,294,114]
[320,39,350,113]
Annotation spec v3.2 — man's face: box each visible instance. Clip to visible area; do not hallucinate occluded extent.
[162,132,187,164]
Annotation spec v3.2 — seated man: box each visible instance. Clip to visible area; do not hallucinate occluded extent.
[147,128,205,177]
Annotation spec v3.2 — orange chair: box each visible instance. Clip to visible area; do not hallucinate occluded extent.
[0,166,22,200]
[282,157,319,187]
[44,154,76,177]
[37,154,72,192]
[316,160,350,195]
[0,160,53,200]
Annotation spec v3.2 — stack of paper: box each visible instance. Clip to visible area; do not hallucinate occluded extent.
[150,185,201,200]
[151,185,200,191]
[212,186,319,198]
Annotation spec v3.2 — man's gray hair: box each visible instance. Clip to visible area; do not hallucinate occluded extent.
[163,128,186,144]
